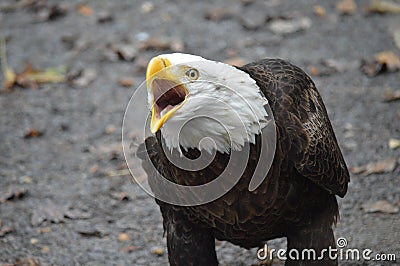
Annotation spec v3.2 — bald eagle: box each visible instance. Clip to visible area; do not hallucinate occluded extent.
[138,53,350,266]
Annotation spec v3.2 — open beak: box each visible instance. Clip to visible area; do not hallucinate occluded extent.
[146,56,188,133]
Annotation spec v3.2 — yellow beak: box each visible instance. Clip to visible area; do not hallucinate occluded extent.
[146,56,188,133]
[146,56,171,88]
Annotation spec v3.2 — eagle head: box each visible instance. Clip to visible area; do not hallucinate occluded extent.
[146,53,269,154]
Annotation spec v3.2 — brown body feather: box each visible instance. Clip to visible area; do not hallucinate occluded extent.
[138,59,350,266]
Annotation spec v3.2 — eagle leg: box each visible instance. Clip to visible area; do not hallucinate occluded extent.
[158,202,218,266]
[285,201,339,266]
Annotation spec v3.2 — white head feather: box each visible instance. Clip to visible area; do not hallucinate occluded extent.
[148,53,269,154]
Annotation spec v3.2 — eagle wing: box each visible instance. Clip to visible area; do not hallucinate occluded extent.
[240,59,350,197]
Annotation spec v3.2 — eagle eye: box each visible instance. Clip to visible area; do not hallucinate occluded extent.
[185,68,199,80]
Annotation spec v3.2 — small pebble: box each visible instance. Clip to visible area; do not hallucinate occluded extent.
[118,233,130,242]
[30,238,39,245]
[152,247,164,256]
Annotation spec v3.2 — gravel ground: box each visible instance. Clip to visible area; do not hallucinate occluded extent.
[0,0,399,265]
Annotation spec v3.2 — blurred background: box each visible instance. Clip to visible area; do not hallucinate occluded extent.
[0,0,399,265]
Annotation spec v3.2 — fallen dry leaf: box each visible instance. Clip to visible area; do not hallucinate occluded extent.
[336,0,357,15]
[348,165,365,175]
[90,164,99,174]
[110,191,129,201]
[240,0,254,6]
[374,51,400,71]
[0,220,13,237]
[139,37,170,51]
[24,128,43,139]
[31,202,67,226]
[367,0,400,14]
[169,39,185,52]
[224,57,246,67]
[362,200,399,214]
[0,0,39,12]
[22,175,32,184]
[361,60,382,77]
[112,43,137,61]
[76,3,93,16]
[160,13,171,22]
[0,1,67,21]
[72,68,97,88]
[307,63,337,77]
[0,186,27,203]
[313,5,327,17]
[93,143,123,160]
[38,3,68,22]
[388,138,400,149]
[0,226,13,237]
[1,57,66,89]
[38,227,52,233]
[120,245,138,252]
[97,10,113,23]
[322,58,359,73]
[1,39,17,90]
[14,258,40,266]
[141,1,154,13]
[240,10,266,30]
[350,158,398,175]
[138,37,184,52]
[106,169,131,177]
[393,30,400,50]
[384,89,400,102]
[225,48,238,58]
[116,162,128,170]
[78,229,103,238]
[204,7,236,22]
[363,158,398,175]
[105,124,117,135]
[118,233,130,242]
[268,17,312,35]
[308,66,319,76]
[75,221,107,238]
[361,51,400,77]
[17,64,66,89]
[117,77,135,87]
[60,35,90,55]
[64,208,92,220]
[135,56,150,74]
[3,67,17,90]
[61,34,79,50]
[41,246,50,253]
